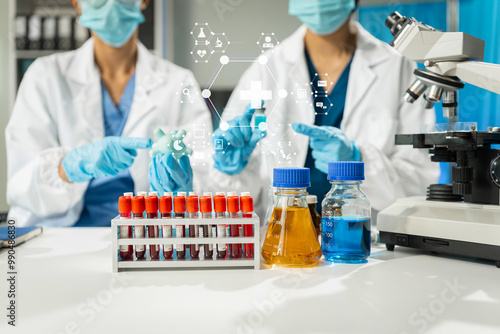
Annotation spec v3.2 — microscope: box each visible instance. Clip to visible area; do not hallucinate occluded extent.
[377,12,500,268]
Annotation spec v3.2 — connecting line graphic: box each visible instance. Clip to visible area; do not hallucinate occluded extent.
[205,97,222,121]
[202,55,287,128]
[205,63,222,90]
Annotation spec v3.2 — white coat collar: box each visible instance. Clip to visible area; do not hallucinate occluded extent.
[280,22,391,127]
[64,38,165,144]
[65,37,166,92]
[280,22,390,68]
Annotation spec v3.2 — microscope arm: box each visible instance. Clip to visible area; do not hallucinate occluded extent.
[454,62,500,95]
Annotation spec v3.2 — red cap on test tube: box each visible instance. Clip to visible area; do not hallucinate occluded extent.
[118,196,131,214]
[200,196,212,213]
[187,196,199,213]
[145,196,158,214]
[241,196,254,212]
[131,196,145,214]
[159,196,172,213]
[174,195,186,213]
[227,196,239,213]
[214,195,226,212]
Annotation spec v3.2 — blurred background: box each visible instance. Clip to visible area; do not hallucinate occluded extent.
[0,0,499,220]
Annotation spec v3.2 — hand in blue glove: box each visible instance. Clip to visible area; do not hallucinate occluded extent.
[292,123,361,173]
[62,136,152,182]
[149,154,193,196]
[212,104,267,175]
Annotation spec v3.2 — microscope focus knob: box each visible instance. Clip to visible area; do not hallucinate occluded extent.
[489,155,500,188]
[453,182,472,195]
[452,166,473,182]
[452,166,473,195]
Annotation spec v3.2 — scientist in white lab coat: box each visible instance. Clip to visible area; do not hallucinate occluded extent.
[6,0,211,227]
[210,0,439,220]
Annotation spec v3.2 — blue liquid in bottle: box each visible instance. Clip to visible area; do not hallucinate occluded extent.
[321,162,371,264]
[321,216,371,263]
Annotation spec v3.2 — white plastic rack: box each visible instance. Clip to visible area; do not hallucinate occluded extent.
[111,213,260,272]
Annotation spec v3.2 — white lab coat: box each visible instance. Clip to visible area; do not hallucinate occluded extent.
[209,23,440,221]
[6,39,212,227]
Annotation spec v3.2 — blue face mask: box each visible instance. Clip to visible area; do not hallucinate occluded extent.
[289,0,356,36]
[78,0,145,48]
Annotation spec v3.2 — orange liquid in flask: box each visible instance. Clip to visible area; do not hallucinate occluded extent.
[262,207,322,267]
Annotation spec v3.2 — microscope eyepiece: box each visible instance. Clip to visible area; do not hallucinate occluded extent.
[385,11,408,36]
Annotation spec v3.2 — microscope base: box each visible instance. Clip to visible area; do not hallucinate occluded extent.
[378,197,500,268]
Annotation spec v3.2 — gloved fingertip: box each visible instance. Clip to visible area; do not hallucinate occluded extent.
[292,122,308,134]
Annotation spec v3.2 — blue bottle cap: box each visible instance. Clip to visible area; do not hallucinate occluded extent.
[328,162,365,181]
[273,168,311,188]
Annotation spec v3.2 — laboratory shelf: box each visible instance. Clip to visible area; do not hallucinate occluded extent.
[16,50,66,59]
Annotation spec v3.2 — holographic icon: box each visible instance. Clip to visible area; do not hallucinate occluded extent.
[257,33,279,53]
[240,81,273,109]
[298,89,307,99]
[198,27,206,39]
[150,128,193,160]
[214,139,224,150]
[263,36,274,48]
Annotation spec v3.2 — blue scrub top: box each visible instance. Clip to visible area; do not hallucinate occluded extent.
[75,73,136,227]
[303,49,353,210]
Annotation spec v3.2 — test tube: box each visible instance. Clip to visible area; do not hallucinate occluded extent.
[118,195,133,260]
[241,192,254,258]
[227,192,242,259]
[159,193,173,259]
[200,193,213,259]
[187,192,200,259]
[174,192,187,259]
[132,196,146,259]
[214,192,227,259]
[145,194,160,260]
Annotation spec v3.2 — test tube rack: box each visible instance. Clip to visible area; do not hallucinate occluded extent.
[111,213,260,272]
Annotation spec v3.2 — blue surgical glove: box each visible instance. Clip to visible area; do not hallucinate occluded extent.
[292,123,361,173]
[212,104,267,175]
[149,154,193,196]
[62,136,152,182]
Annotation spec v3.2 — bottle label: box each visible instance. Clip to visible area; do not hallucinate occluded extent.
[217,225,226,251]
[120,226,130,238]
[194,227,199,251]
[176,225,184,251]
[209,226,214,251]
[119,226,129,252]
[135,226,145,252]
[163,226,172,251]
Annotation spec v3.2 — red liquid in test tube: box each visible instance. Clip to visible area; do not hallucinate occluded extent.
[214,193,227,259]
[159,193,173,259]
[227,192,242,258]
[241,192,254,258]
[131,195,146,259]
[200,193,213,259]
[118,195,133,260]
[174,192,187,259]
[145,194,160,260]
[187,192,200,259]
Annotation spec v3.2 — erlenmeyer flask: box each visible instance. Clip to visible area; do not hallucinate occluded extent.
[261,168,322,267]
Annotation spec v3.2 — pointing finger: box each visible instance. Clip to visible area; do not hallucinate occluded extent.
[292,123,332,140]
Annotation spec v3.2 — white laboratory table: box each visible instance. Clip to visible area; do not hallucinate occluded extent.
[1,228,499,334]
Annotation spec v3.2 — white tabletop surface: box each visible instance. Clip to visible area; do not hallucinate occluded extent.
[1,227,499,334]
